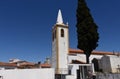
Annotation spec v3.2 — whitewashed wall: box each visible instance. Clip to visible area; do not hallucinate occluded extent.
[101,55,120,73]
[68,54,103,63]
[0,68,54,79]
[68,64,94,79]
[52,26,69,74]
[66,75,75,79]
[110,56,120,73]
[101,55,111,73]
[57,27,68,73]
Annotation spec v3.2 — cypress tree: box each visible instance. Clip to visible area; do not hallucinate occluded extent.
[76,0,99,63]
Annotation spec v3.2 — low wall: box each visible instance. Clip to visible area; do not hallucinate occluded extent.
[0,68,54,79]
[96,73,120,79]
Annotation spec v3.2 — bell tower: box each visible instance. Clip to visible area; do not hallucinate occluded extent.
[52,9,69,74]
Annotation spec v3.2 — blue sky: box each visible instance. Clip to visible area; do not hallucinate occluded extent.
[0,0,120,62]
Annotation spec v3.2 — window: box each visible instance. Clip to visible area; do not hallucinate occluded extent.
[54,30,56,39]
[52,30,56,41]
[61,29,64,37]
[52,32,54,41]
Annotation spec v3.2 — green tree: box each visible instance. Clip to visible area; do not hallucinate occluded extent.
[76,0,99,63]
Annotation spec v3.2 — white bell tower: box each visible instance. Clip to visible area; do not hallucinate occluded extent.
[52,9,69,74]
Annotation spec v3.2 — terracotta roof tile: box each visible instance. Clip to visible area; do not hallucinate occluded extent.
[0,62,17,67]
[19,62,35,66]
[69,48,115,55]
[40,64,51,68]
[71,60,86,64]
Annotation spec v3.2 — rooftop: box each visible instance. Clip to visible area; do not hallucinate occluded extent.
[69,48,116,55]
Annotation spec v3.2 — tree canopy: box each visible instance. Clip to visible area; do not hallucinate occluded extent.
[76,0,99,63]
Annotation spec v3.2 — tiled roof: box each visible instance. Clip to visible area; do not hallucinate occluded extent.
[40,63,51,68]
[19,62,35,66]
[17,62,35,68]
[0,61,51,69]
[0,62,17,67]
[69,48,115,55]
[71,60,86,64]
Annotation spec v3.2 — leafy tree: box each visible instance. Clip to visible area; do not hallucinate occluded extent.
[76,0,99,63]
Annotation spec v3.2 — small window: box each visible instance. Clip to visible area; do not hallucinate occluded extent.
[61,29,64,37]
[54,30,56,39]
[52,32,54,41]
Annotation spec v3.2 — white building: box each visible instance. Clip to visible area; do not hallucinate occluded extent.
[0,9,119,79]
[101,55,120,73]
[51,9,118,79]
[52,10,69,75]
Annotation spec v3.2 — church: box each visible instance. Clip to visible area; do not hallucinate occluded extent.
[0,9,120,79]
[51,9,120,79]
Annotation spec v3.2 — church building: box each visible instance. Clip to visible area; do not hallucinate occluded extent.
[0,9,120,79]
[51,9,120,79]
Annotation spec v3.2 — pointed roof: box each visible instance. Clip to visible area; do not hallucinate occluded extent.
[56,9,63,24]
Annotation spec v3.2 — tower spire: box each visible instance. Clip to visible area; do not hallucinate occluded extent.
[56,9,63,24]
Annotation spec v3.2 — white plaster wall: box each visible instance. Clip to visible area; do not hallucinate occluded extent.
[101,55,120,73]
[57,27,68,74]
[68,54,103,63]
[110,56,120,73]
[101,56,111,73]
[68,54,86,64]
[70,64,79,79]
[69,64,93,79]
[66,75,75,79]
[52,39,57,69]
[0,68,54,79]
[89,55,103,63]
[52,25,69,74]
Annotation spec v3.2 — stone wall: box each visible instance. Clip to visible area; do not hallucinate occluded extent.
[96,73,120,79]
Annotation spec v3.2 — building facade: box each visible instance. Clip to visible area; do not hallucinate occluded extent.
[52,9,69,74]
[101,55,120,73]
[51,9,120,79]
[0,9,120,79]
